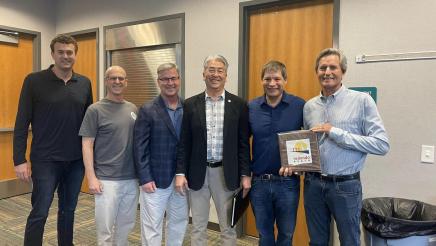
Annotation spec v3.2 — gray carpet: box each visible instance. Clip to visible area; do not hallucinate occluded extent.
[0,193,258,245]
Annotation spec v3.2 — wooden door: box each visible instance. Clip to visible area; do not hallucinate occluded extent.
[245,1,333,245]
[72,32,98,193]
[0,34,34,182]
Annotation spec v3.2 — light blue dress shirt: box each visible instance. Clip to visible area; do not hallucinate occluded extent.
[303,85,389,175]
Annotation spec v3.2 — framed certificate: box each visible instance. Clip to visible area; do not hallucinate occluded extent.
[278,130,321,172]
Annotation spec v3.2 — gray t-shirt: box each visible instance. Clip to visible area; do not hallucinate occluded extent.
[79,98,137,180]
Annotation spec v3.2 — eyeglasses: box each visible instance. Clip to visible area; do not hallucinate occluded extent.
[158,76,180,83]
[107,76,126,81]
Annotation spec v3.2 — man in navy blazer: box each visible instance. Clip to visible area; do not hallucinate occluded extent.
[175,55,251,246]
[134,63,188,246]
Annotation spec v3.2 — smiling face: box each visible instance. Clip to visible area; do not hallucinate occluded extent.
[262,70,287,100]
[157,67,180,99]
[51,42,76,72]
[105,66,127,98]
[203,59,227,94]
[316,54,344,96]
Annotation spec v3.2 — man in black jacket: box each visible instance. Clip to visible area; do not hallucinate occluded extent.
[175,55,250,246]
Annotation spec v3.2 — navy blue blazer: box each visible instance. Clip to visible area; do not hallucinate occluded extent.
[134,95,183,188]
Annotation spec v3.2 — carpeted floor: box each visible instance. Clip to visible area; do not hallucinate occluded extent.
[0,193,258,245]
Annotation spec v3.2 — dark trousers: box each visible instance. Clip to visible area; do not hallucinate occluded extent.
[304,173,362,246]
[250,175,300,246]
[24,159,84,246]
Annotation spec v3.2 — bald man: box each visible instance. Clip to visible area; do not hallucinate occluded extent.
[80,66,139,245]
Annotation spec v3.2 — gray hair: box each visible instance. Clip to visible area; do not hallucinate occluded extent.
[203,55,229,71]
[315,48,347,73]
[261,60,287,80]
[157,62,180,76]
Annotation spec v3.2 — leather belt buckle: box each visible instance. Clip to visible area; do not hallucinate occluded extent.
[259,174,273,180]
[206,161,222,168]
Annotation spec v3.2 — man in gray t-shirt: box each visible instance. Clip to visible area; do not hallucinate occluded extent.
[79,66,139,245]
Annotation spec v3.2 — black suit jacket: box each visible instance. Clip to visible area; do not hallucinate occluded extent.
[176,91,250,191]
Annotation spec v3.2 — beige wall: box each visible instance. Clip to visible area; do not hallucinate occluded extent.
[340,0,436,204]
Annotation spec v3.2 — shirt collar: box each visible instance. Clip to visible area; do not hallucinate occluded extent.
[163,96,183,110]
[320,84,346,101]
[48,64,78,83]
[205,90,225,101]
[260,91,291,106]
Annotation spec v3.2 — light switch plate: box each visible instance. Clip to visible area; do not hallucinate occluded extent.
[421,145,434,163]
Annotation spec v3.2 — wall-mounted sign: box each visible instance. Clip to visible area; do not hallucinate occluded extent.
[349,87,377,103]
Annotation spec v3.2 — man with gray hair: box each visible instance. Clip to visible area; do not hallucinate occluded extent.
[176,55,251,245]
[134,63,188,245]
[80,66,139,245]
[281,48,389,245]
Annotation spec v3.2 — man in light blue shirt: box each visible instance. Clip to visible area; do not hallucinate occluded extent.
[282,48,389,246]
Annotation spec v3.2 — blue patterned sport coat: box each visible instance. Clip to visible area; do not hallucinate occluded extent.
[134,95,183,188]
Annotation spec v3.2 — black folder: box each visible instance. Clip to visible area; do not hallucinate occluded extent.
[230,188,250,228]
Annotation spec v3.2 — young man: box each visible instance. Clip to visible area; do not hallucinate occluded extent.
[13,34,93,246]
[80,66,138,245]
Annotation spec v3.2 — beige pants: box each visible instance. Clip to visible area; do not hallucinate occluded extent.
[189,166,236,246]
[94,179,139,246]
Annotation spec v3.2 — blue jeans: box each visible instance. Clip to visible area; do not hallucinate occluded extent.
[304,173,362,246]
[24,159,84,246]
[249,175,300,246]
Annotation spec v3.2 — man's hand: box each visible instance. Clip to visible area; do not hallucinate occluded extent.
[311,123,332,133]
[14,162,32,182]
[175,175,189,196]
[88,176,103,194]
[240,176,251,198]
[279,166,294,176]
[141,181,157,193]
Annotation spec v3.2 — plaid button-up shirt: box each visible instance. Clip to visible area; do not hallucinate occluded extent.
[205,91,225,162]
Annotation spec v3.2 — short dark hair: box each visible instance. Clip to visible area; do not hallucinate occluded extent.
[315,48,347,73]
[50,34,78,53]
[261,60,287,80]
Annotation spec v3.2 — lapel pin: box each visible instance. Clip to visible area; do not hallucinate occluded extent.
[228,99,231,103]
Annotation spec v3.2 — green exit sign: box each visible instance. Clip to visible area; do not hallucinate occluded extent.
[349,87,377,103]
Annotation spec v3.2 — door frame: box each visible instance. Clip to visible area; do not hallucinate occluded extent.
[238,0,340,98]
[0,25,40,199]
[64,28,100,100]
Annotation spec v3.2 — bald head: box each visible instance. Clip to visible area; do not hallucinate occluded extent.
[105,65,126,79]
[105,66,128,101]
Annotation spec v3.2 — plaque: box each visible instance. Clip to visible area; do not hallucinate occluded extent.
[278,130,321,172]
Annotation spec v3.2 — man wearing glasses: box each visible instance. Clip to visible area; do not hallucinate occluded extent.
[134,63,188,245]
[80,66,139,245]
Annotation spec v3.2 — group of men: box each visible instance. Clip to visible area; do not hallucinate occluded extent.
[13,34,389,246]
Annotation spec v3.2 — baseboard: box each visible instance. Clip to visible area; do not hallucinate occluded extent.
[0,178,32,199]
